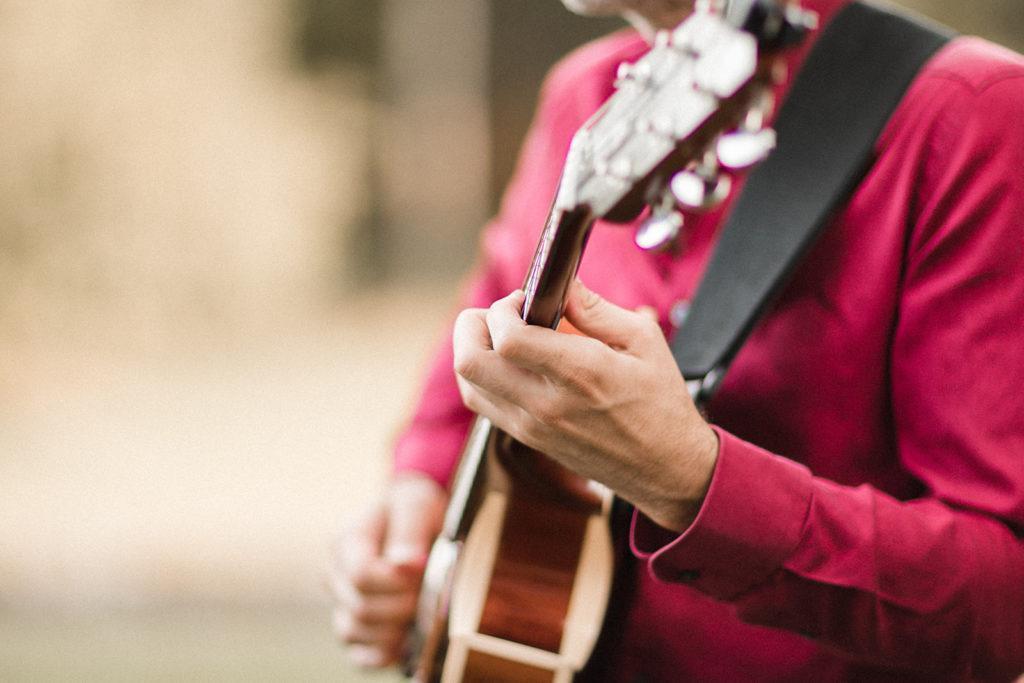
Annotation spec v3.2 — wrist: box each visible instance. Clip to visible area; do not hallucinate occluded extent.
[644,424,719,532]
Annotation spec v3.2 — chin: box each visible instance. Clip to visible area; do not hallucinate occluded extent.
[560,0,628,16]
[561,0,693,22]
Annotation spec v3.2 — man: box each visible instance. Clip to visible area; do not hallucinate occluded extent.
[330,0,1024,679]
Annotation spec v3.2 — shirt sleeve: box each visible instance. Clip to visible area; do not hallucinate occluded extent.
[392,58,587,488]
[632,60,1024,678]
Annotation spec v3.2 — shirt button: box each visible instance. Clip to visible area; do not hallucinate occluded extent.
[669,300,691,328]
[675,568,701,583]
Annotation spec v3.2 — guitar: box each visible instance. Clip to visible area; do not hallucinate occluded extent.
[406,2,814,681]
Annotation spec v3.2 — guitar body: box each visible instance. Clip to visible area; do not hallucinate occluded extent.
[420,426,614,683]
[409,416,614,683]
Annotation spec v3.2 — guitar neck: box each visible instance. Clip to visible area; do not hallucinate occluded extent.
[438,200,595,543]
[521,203,596,329]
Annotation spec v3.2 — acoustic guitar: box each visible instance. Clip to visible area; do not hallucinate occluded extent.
[405,2,814,680]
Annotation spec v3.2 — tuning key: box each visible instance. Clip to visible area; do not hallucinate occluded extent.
[635,209,684,251]
[616,61,633,83]
[671,168,732,211]
[717,128,776,170]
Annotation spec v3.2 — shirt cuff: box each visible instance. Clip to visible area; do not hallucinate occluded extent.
[630,425,814,600]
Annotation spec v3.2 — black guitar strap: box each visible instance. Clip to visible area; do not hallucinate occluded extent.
[671,1,954,401]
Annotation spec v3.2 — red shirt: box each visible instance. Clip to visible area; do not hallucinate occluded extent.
[393,0,1024,678]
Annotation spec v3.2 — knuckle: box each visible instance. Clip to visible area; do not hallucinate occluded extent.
[349,599,373,623]
[506,412,533,442]
[529,398,560,428]
[579,285,602,312]
[492,330,521,361]
[396,592,418,620]
[349,566,375,593]
[453,348,479,381]
[459,384,482,413]
[453,309,485,346]
[454,307,482,332]
[567,352,599,389]
[637,315,664,342]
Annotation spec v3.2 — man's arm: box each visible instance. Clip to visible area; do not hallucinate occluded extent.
[634,59,1024,679]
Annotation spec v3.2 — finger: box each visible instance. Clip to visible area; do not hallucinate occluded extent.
[327,569,419,621]
[349,590,418,626]
[456,343,549,408]
[635,305,659,323]
[349,557,421,595]
[347,643,397,668]
[460,378,560,452]
[332,504,387,577]
[453,306,491,361]
[382,482,443,571]
[334,608,409,648]
[564,280,660,352]
[486,290,606,384]
[456,373,529,429]
[454,305,548,405]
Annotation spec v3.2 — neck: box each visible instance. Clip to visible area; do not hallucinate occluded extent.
[623,2,694,42]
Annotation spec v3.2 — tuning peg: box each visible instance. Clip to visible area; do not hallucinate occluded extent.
[616,59,652,86]
[671,167,732,211]
[717,128,776,170]
[635,208,684,251]
[616,61,633,83]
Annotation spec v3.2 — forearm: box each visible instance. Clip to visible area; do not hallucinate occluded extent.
[632,428,1024,678]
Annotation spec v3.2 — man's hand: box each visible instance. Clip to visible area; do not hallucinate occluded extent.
[453,280,718,532]
[328,474,446,668]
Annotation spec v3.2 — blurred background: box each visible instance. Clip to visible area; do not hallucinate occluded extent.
[0,1,1020,680]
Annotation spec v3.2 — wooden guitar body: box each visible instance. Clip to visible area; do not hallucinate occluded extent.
[426,429,614,683]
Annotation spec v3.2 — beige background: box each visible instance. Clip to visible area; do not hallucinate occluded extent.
[0,1,1020,680]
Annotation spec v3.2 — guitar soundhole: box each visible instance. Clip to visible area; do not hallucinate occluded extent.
[478,491,589,653]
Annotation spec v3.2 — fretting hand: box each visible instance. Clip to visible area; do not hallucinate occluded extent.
[453,280,718,532]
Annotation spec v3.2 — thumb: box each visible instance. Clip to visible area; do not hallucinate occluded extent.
[382,478,444,571]
[563,279,649,350]
[635,305,659,323]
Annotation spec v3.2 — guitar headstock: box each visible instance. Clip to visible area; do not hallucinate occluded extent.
[554,0,816,250]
